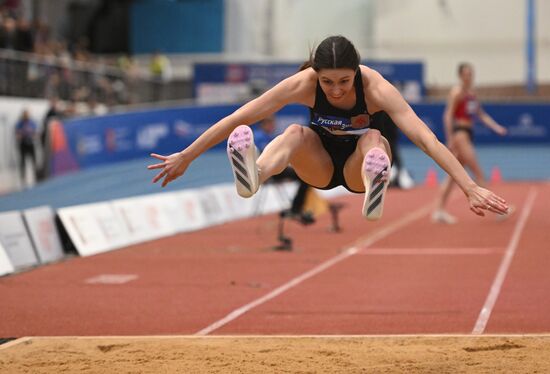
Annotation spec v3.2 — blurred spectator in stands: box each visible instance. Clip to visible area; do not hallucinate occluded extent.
[14,16,33,52]
[2,0,20,16]
[32,18,50,51]
[86,95,108,116]
[71,36,91,63]
[118,54,140,104]
[42,97,60,144]
[117,54,132,72]
[37,97,61,181]
[63,100,78,118]
[44,70,74,101]
[149,50,172,82]
[15,108,38,186]
[149,50,172,101]
[0,8,151,106]
[0,15,17,49]
[43,71,60,99]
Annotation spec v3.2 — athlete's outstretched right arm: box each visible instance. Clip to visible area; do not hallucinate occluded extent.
[147,73,307,187]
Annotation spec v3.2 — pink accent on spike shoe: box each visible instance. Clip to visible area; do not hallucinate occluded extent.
[361,147,390,220]
[227,125,259,198]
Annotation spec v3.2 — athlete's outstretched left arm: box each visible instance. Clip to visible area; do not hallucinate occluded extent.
[371,77,508,216]
[478,107,507,136]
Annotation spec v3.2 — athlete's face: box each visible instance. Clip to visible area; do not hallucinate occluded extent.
[317,68,356,101]
[460,66,474,87]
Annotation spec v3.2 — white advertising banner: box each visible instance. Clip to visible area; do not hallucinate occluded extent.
[197,186,229,226]
[112,194,177,244]
[57,202,132,257]
[0,211,39,270]
[0,241,15,276]
[50,182,349,258]
[173,189,209,232]
[22,206,65,263]
[213,183,255,221]
[146,192,192,234]
[112,197,156,244]
[138,194,180,237]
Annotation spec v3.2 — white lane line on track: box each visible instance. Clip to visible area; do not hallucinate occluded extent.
[84,274,138,284]
[195,204,433,336]
[359,247,502,255]
[472,188,538,335]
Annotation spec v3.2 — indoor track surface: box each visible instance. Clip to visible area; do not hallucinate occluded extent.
[1,181,549,373]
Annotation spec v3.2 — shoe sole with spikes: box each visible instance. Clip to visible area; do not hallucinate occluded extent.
[227,125,259,198]
[362,147,390,220]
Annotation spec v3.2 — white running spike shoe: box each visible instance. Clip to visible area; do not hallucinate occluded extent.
[362,147,390,220]
[227,125,260,198]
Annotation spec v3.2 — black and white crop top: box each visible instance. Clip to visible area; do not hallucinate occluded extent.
[309,70,371,136]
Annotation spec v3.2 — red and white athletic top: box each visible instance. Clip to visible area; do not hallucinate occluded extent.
[453,93,479,122]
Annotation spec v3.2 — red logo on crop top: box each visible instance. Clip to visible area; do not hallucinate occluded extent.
[351,114,370,128]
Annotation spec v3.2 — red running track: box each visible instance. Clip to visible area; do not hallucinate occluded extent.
[0,182,548,337]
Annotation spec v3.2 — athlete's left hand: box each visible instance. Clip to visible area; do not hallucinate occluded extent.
[467,185,509,216]
[495,125,508,136]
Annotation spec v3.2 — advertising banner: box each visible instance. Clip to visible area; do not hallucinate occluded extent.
[50,102,550,176]
[51,105,237,174]
[173,190,209,232]
[112,194,178,244]
[0,211,39,270]
[410,103,550,145]
[57,203,132,257]
[193,61,425,103]
[22,206,65,264]
[0,241,14,276]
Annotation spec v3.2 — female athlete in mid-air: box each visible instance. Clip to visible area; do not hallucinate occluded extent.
[148,36,509,220]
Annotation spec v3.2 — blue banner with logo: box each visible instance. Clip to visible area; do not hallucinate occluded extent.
[193,61,425,102]
[52,102,550,174]
[55,106,233,171]
[409,103,550,145]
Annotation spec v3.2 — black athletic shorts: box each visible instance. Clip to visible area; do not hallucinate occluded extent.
[307,112,390,193]
[452,124,474,141]
[308,125,362,193]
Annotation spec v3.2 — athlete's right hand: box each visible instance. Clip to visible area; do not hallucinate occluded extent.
[147,152,191,187]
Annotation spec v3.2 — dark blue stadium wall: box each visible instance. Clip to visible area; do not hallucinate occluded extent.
[130,0,224,54]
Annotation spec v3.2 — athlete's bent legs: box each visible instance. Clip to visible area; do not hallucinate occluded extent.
[343,129,392,192]
[341,130,392,219]
[257,124,333,188]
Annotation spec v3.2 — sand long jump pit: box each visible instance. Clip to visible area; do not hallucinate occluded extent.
[2,335,550,373]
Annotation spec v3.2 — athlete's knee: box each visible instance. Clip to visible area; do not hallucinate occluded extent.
[356,130,393,160]
[357,129,382,148]
[283,124,304,136]
[282,124,307,144]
